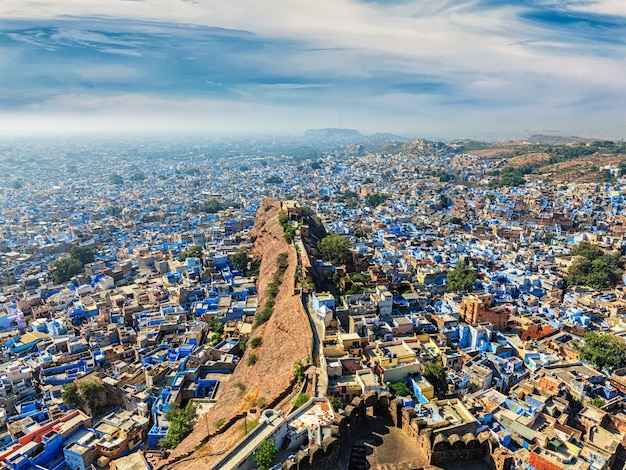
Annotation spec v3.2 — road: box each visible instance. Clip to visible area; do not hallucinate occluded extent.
[296,236,328,397]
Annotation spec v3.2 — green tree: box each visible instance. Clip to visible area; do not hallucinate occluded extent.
[583,267,611,290]
[230,247,249,273]
[109,173,123,185]
[199,198,224,214]
[129,172,146,181]
[364,193,388,207]
[317,234,351,266]
[293,359,306,382]
[589,397,606,408]
[253,437,278,470]
[283,225,296,244]
[329,395,342,411]
[568,257,591,286]
[107,206,121,216]
[601,252,624,272]
[423,362,448,395]
[293,392,310,408]
[278,210,289,228]
[568,243,624,289]
[70,245,96,266]
[247,353,258,366]
[79,381,106,415]
[210,332,222,346]
[62,382,83,409]
[495,167,528,187]
[160,402,197,449]
[388,381,411,397]
[188,245,203,258]
[206,316,224,334]
[178,245,203,262]
[265,175,283,184]
[434,170,453,182]
[63,381,107,415]
[50,257,83,283]
[446,258,477,292]
[577,332,626,372]
[571,242,604,262]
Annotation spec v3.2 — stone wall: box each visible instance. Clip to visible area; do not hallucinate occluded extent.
[282,437,342,470]
[279,389,513,470]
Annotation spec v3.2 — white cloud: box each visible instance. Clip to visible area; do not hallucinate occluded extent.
[0,0,625,137]
[567,0,626,15]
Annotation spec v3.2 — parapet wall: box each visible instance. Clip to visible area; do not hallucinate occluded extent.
[283,390,512,470]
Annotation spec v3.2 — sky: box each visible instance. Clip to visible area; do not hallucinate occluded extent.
[0,0,625,139]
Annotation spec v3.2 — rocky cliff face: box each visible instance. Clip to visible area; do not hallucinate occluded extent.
[163,198,312,470]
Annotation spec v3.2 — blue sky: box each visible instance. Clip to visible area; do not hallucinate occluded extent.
[0,0,625,138]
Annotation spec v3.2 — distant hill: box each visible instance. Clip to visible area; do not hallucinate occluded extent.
[304,128,362,138]
[368,132,410,142]
[527,134,595,145]
[398,138,449,155]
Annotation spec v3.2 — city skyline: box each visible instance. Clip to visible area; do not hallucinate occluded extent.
[1,0,626,139]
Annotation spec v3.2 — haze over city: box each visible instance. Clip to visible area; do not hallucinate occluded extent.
[5,2,626,470]
[1,0,626,139]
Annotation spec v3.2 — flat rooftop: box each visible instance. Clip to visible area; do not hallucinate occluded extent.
[288,400,334,436]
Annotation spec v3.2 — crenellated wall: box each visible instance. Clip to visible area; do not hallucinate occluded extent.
[286,390,513,470]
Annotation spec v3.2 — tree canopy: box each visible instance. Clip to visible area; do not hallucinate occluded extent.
[568,242,624,289]
[50,257,83,284]
[589,397,606,408]
[160,402,197,449]
[577,332,626,372]
[62,380,107,415]
[199,198,225,214]
[434,170,453,182]
[423,362,448,395]
[264,175,283,184]
[62,382,82,409]
[388,381,411,397]
[70,245,96,266]
[571,242,605,261]
[497,167,528,187]
[446,258,477,292]
[294,392,310,408]
[178,245,203,262]
[130,172,146,181]
[230,247,249,273]
[364,193,388,207]
[317,234,351,266]
[253,437,278,470]
[51,244,98,283]
[109,173,123,185]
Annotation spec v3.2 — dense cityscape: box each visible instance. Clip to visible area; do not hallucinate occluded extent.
[0,133,625,470]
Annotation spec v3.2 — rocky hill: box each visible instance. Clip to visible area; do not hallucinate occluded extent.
[161,198,312,470]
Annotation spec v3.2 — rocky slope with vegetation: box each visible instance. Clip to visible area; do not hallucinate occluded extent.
[163,198,312,470]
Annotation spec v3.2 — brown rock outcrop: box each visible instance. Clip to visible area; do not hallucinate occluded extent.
[162,198,312,470]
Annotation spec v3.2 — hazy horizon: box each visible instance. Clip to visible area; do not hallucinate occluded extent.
[1,1,626,140]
